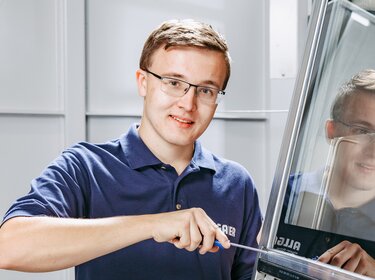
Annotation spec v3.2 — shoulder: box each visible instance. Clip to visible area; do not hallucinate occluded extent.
[51,137,124,172]
[212,153,253,181]
[206,152,258,199]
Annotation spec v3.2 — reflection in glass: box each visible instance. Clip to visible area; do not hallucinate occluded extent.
[319,134,375,240]
[288,134,375,242]
[281,0,375,234]
[272,0,375,271]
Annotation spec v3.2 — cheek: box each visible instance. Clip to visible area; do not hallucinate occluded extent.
[144,90,177,113]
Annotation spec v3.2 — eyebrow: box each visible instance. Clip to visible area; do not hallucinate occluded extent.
[350,120,375,130]
[161,72,221,89]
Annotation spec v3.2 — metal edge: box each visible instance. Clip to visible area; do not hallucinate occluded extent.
[257,0,328,254]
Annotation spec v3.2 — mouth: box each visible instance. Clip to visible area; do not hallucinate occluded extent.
[357,162,375,172]
[170,115,194,125]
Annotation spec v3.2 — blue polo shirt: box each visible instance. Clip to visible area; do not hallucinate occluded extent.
[3,124,262,280]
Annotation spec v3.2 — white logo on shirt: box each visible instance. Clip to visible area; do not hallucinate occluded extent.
[217,223,236,237]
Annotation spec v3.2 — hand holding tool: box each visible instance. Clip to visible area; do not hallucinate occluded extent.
[214,240,265,254]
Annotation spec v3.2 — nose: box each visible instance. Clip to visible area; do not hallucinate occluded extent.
[177,85,197,111]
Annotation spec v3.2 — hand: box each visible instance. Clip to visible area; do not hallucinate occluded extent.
[150,207,230,254]
[318,240,375,277]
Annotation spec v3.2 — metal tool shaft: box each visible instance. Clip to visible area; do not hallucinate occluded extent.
[230,242,265,253]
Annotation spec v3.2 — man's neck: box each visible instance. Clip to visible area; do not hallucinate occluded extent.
[138,126,194,175]
[329,182,375,209]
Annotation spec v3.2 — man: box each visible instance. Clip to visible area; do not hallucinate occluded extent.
[0,19,262,279]
[275,69,375,277]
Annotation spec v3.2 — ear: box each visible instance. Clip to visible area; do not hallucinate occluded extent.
[325,119,336,140]
[136,69,148,97]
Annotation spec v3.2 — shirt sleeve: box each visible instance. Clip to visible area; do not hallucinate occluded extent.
[2,147,89,225]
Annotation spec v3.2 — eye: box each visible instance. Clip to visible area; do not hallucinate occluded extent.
[198,87,215,96]
[352,126,371,135]
[164,78,181,88]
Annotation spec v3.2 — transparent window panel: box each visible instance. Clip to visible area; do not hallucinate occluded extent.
[0,116,65,218]
[0,0,63,112]
[274,0,375,258]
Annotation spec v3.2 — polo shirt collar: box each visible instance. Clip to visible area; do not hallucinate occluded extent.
[191,141,216,172]
[120,123,216,173]
[358,198,375,223]
[327,197,375,224]
[120,124,161,169]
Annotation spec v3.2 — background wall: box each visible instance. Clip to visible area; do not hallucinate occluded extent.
[0,0,308,278]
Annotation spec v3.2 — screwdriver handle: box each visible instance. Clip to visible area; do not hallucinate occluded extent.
[214,240,225,249]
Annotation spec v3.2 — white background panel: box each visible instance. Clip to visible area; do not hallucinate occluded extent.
[0,116,65,217]
[0,0,63,112]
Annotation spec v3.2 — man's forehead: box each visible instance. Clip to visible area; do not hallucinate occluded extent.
[343,91,375,118]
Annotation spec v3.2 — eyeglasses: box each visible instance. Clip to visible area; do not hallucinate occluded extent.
[144,69,225,105]
[335,119,375,136]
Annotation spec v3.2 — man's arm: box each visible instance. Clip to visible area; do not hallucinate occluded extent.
[0,208,229,272]
[318,240,375,277]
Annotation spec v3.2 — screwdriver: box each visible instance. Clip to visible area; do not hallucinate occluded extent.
[214,240,265,254]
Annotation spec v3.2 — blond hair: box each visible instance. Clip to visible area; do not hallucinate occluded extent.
[331,69,375,120]
[139,19,231,89]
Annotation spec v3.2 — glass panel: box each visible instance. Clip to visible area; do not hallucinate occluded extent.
[274,0,375,266]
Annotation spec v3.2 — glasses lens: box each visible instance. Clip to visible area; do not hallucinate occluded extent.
[197,87,219,104]
[160,78,188,97]
[159,76,224,104]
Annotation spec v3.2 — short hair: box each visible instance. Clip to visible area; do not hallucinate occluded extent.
[331,69,375,120]
[139,19,231,89]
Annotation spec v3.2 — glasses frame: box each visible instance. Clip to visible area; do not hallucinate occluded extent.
[144,69,225,104]
[335,119,375,136]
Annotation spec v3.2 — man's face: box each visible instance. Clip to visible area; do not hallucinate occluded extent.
[137,46,227,148]
[329,92,375,192]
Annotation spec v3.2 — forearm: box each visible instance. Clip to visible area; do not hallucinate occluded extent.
[0,208,229,273]
[0,215,154,272]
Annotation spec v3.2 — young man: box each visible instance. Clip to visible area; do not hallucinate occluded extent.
[0,19,262,279]
[276,69,375,277]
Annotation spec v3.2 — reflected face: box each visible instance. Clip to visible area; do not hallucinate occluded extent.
[331,92,375,192]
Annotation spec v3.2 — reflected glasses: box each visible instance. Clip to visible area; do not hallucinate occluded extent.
[144,69,225,105]
[335,119,375,136]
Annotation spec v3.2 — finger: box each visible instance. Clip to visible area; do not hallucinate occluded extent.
[187,217,203,252]
[353,260,368,276]
[318,248,336,263]
[342,255,361,273]
[201,225,231,254]
[174,225,191,250]
[198,211,230,250]
[191,210,221,254]
[318,241,349,263]
[330,246,357,268]
[198,223,216,254]
[215,226,230,249]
